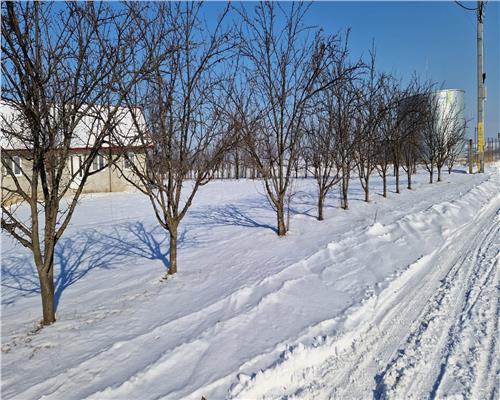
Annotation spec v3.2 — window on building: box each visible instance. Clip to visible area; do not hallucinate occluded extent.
[124,152,135,169]
[70,155,83,178]
[3,155,22,176]
[92,154,105,172]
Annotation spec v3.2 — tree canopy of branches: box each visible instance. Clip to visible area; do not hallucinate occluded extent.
[305,33,362,218]
[1,2,153,325]
[237,2,342,234]
[353,47,385,203]
[116,2,237,277]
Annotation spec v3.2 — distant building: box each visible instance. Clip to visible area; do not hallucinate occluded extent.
[1,101,146,204]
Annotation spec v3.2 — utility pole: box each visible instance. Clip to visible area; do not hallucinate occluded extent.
[477,0,485,172]
[468,139,473,174]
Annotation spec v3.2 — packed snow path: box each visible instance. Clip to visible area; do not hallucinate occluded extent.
[2,164,499,399]
[375,208,499,399]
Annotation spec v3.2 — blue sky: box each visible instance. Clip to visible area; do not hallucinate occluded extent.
[305,1,499,140]
[205,1,499,140]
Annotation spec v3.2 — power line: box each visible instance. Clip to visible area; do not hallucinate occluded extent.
[454,1,478,11]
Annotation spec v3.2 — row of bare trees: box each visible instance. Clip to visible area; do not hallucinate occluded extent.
[1,2,465,326]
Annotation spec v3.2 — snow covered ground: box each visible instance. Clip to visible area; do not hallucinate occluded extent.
[2,164,499,399]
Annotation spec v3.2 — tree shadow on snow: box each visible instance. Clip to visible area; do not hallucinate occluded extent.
[96,221,193,271]
[192,200,278,233]
[289,190,317,218]
[450,168,467,174]
[1,222,183,309]
[291,188,360,217]
[1,231,116,310]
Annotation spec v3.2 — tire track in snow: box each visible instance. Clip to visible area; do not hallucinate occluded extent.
[376,210,499,399]
[433,217,499,400]
[321,196,500,400]
[445,228,499,400]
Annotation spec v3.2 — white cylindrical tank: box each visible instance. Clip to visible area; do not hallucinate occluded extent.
[431,89,466,139]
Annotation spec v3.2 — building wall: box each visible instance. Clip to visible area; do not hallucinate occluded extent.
[1,152,144,205]
[1,156,34,205]
[81,154,145,193]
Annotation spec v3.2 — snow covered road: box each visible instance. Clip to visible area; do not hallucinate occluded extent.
[375,207,499,399]
[2,164,499,399]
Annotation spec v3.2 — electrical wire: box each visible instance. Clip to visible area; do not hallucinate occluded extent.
[454,1,479,11]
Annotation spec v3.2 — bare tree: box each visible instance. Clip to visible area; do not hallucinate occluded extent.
[446,130,466,174]
[354,48,384,202]
[391,126,403,193]
[325,59,363,209]
[304,34,360,218]
[377,75,415,196]
[304,110,341,220]
[435,101,466,180]
[0,2,154,325]
[237,2,335,235]
[420,106,438,183]
[401,127,421,190]
[399,78,430,189]
[116,3,237,277]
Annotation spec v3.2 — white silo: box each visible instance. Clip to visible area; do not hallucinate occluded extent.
[430,89,466,141]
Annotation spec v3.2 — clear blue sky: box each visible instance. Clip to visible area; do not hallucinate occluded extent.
[305,1,499,140]
[205,1,499,140]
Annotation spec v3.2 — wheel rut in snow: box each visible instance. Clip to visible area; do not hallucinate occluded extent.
[375,210,500,399]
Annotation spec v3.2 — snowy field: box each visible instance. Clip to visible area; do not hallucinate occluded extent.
[2,164,499,399]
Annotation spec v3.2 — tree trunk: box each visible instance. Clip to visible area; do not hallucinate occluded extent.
[39,270,56,325]
[235,152,240,179]
[407,169,412,190]
[382,171,387,197]
[364,175,370,202]
[395,164,400,194]
[168,229,178,275]
[277,202,287,236]
[429,167,433,184]
[342,174,349,210]
[317,193,324,221]
[437,166,442,182]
